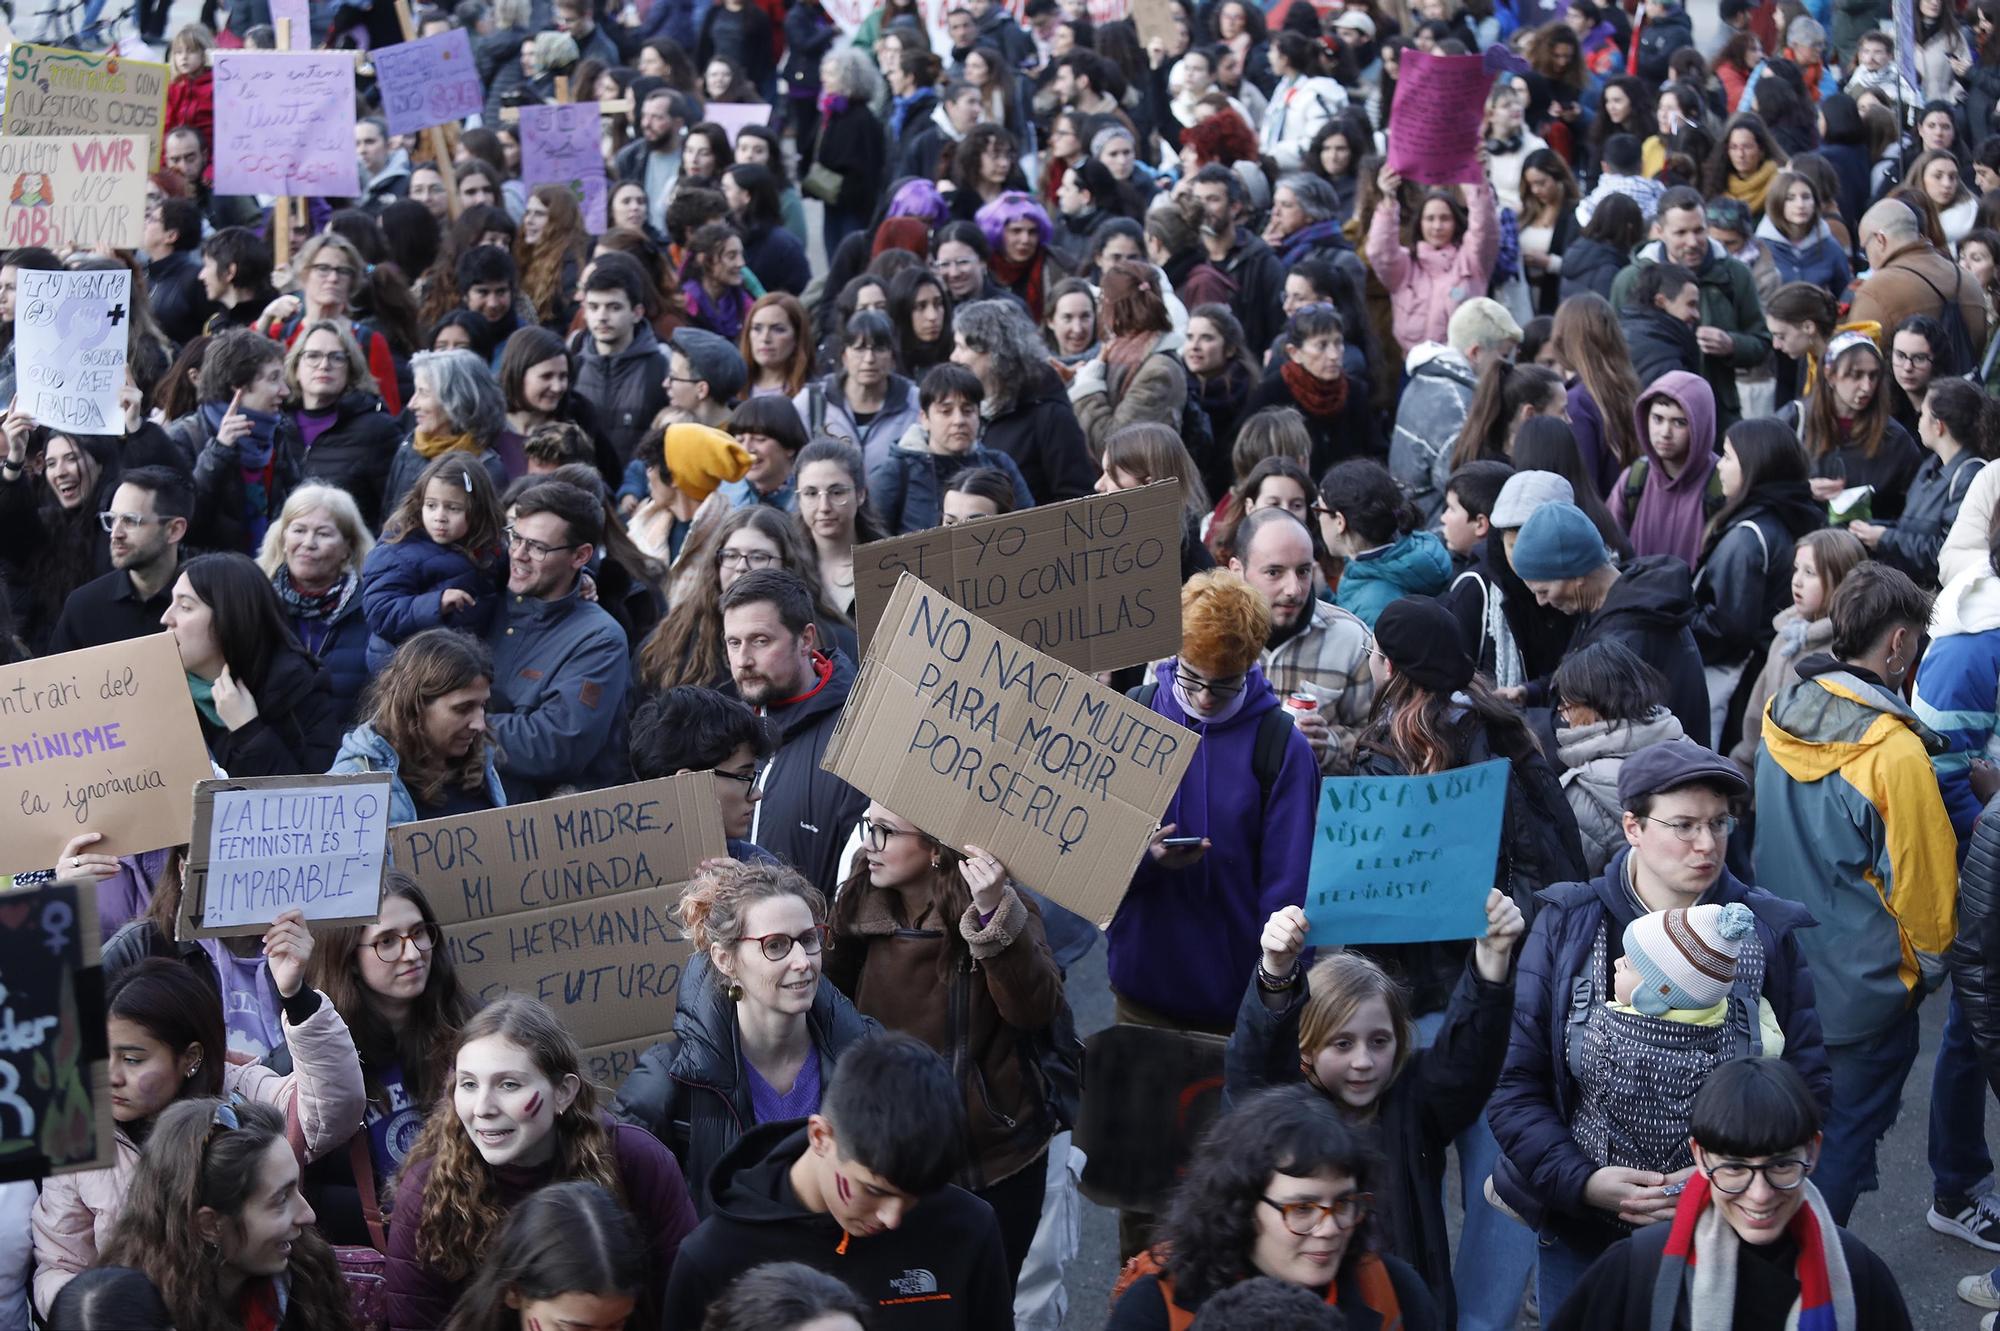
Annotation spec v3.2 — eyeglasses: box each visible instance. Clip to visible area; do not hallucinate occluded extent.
[1892,350,1934,367]
[307,263,356,281]
[98,511,160,532]
[798,484,855,505]
[861,819,926,851]
[934,256,979,271]
[738,924,832,962]
[667,374,705,386]
[1174,664,1246,699]
[298,350,346,367]
[1261,1192,1373,1235]
[713,765,759,787]
[505,525,580,559]
[719,548,782,570]
[1703,1156,1811,1195]
[1641,814,1739,842]
[367,922,441,962]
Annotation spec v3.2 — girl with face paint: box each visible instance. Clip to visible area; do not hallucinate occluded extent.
[387,997,698,1327]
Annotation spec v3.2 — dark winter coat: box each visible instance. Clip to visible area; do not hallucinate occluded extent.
[294,393,402,526]
[573,323,671,466]
[1559,237,1634,303]
[1212,226,1288,353]
[741,219,811,297]
[147,248,211,346]
[198,647,343,778]
[1633,5,1694,80]
[780,0,840,92]
[748,650,869,893]
[1487,851,1831,1252]
[698,0,776,89]
[358,532,507,671]
[1442,533,1577,692]
[1874,448,1984,586]
[977,365,1097,503]
[1243,369,1383,476]
[610,953,878,1212]
[1225,958,1513,1330]
[173,408,306,555]
[1619,303,1703,389]
[1692,481,1824,667]
[1572,556,1712,743]
[1530,208,1582,315]
[1952,789,2000,1101]
[277,573,372,728]
[1778,399,1926,520]
[807,101,886,223]
[379,440,509,528]
[868,433,1036,534]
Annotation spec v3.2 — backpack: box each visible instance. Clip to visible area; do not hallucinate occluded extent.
[1906,263,1981,377]
[1620,455,1727,527]
[1129,681,1292,809]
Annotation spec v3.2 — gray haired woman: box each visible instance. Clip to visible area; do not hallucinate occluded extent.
[379,348,521,524]
[1263,172,1365,288]
[951,299,1096,502]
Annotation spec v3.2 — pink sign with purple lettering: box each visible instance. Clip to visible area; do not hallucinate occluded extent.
[519,101,607,233]
[212,52,360,198]
[1385,49,1493,187]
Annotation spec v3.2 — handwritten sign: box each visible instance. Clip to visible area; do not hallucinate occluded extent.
[2,43,169,167]
[213,51,360,199]
[1386,49,1493,187]
[519,101,607,233]
[1303,759,1509,946]
[372,29,484,135]
[823,574,1196,921]
[15,268,129,435]
[179,774,392,938]
[0,634,211,877]
[853,481,1184,675]
[0,134,146,251]
[387,775,726,1085]
[701,101,773,145]
[0,879,113,1183]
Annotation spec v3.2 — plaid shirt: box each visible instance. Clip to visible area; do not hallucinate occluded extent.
[1263,599,1375,774]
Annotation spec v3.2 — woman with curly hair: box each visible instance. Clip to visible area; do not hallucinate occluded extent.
[1302,114,1371,225]
[1183,105,1265,209]
[384,996,697,1330]
[1107,1085,1440,1328]
[331,626,506,824]
[98,1099,354,1331]
[1518,148,1580,315]
[945,123,1030,223]
[1704,112,1788,219]
[681,221,755,341]
[1585,76,1655,184]
[514,185,588,330]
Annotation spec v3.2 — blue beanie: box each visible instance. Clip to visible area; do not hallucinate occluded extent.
[1510,503,1608,581]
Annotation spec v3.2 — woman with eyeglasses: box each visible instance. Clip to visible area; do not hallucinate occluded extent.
[256,231,405,416]
[614,856,877,1216]
[1106,1085,1439,1329]
[1551,1057,1910,1329]
[332,627,506,825]
[31,957,365,1317]
[791,438,886,618]
[281,318,403,524]
[826,802,1070,1285]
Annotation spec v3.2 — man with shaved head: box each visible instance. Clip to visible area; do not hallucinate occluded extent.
[1850,197,1989,351]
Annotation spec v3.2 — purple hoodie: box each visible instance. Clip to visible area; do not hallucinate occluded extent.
[1104,661,1319,1029]
[1611,369,1718,570]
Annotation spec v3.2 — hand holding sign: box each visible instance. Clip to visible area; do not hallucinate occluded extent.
[960,844,1008,917]
[3,397,30,467]
[262,908,314,998]
[54,832,120,882]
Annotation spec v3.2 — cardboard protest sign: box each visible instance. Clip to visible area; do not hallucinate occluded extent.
[0,879,114,1182]
[519,101,607,232]
[1131,0,1179,49]
[0,634,212,877]
[0,134,146,251]
[701,101,774,144]
[212,52,360,199]
[2,43,169,166]
[179,774,393,938]
[1386,49,1493,186]
[822,574,1196,921]
[1075,1024,1225,1212]
[372,29,484,135]
[14,268,130,435]
[388,775,727,1083]
[1303,758,1509,946]
[852,481,1184,675]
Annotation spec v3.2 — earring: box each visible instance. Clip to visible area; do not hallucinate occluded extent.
[726,980,745,1002]
[187,1059,202,1075]
[931,853,942,870]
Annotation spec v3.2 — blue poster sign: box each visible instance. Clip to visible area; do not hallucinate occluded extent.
[1304,758,1509,946]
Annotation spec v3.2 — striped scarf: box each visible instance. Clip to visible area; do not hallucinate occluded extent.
[1650,1174,1853,1331]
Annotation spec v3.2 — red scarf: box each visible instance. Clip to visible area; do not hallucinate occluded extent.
[1280,360,1349,419]
[990,247,1049,318]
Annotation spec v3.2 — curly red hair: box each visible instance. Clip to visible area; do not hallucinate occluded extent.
[1185,108,1260,168]
[1179,569,1270,678]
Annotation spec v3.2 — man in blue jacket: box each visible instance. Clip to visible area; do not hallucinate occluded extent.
[1488,738,1830,1320]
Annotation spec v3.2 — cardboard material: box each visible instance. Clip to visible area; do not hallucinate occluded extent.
[14,268,130,434]
[180,774,393,938]
[388,775,726,1048]
[0,133,146,251]
[212,51,361,198]
[372,28,484,134]
[853,481,1184,675]
[2,43,170,166]
[823,574,1196,921]
[519,101,607,233]
[0,634,211,877]
[1385,49,1493,186]
[0,878,115,1182]
[1303,758,1509,946]
[1131,0,1179,49]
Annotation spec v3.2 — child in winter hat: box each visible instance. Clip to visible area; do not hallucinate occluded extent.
[1612,903,1786,1054]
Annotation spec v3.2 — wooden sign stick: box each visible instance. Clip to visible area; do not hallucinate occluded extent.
[273,19,294,272]
[394,0,462,220]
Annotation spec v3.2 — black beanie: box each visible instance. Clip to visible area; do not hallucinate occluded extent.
[1374,596,1476,696]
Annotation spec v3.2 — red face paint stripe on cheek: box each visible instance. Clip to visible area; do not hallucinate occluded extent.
[523,1091,544,1118]
[835,1172,852,1204]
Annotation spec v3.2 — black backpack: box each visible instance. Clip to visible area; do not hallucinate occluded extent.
[1907,264,1981,377]
[1128,681,1294,808]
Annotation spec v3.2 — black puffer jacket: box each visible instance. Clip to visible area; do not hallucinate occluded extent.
[1954,789,2000,1100]
[1619,303,1702,388]
[295,394,402,528]
[198,646,344,777]
[747,649,869,893]
[173,408,307,555]
[1692,481,1824,668]
[610,953,878,1212]
[1572,555,1711,744]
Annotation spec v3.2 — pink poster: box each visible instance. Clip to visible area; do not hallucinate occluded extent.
[519,101,607,233]
[701,101,773,145]
[212,52,359,198]
[373,29,485,135]
[1385,49,1493,187]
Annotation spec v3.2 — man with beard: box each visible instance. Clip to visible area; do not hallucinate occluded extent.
[721,568,865,892]
[49,467,191,654]
[615,88,692,234]
[1227,507,1373,773]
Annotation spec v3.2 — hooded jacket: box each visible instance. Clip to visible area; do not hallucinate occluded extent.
[1391,344,1479,525]
[1105,661,1318,1030]
[486,580,633,801]
[1487,849,1831,1249]
[794,373,924,476]
[574,323,672,466]
[750,649,869,894]
[660,1122,1013,1331]
[1618,301,1703,389]
[329,722,507,826]
[1755,213,1852,293]
[1756,657,1958,1045]
[1610,370,1720,569]
[1914,563,2000,838]
[1732,607,1832,777]
[294,392,402,522]
[1692,480,1825,668]
[1558,236,1633,303]
[1556,707,1688,876]
[1333,531,1452,629]
[1608,240,1772,428]
[975,364,1097,504]
[611,953,878,1213]
[1570,556,1712,744]
[868,425,1036,535]
[1874,448,1985,587]
[1365,186,1501,354]
[1632,3,1694,80]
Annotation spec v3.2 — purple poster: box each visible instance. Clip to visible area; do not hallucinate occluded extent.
[373,29,485,135]
[269,0,310,47]
[519,101,607,233]
[212,52,359,198]
[1385,49,1493,187]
